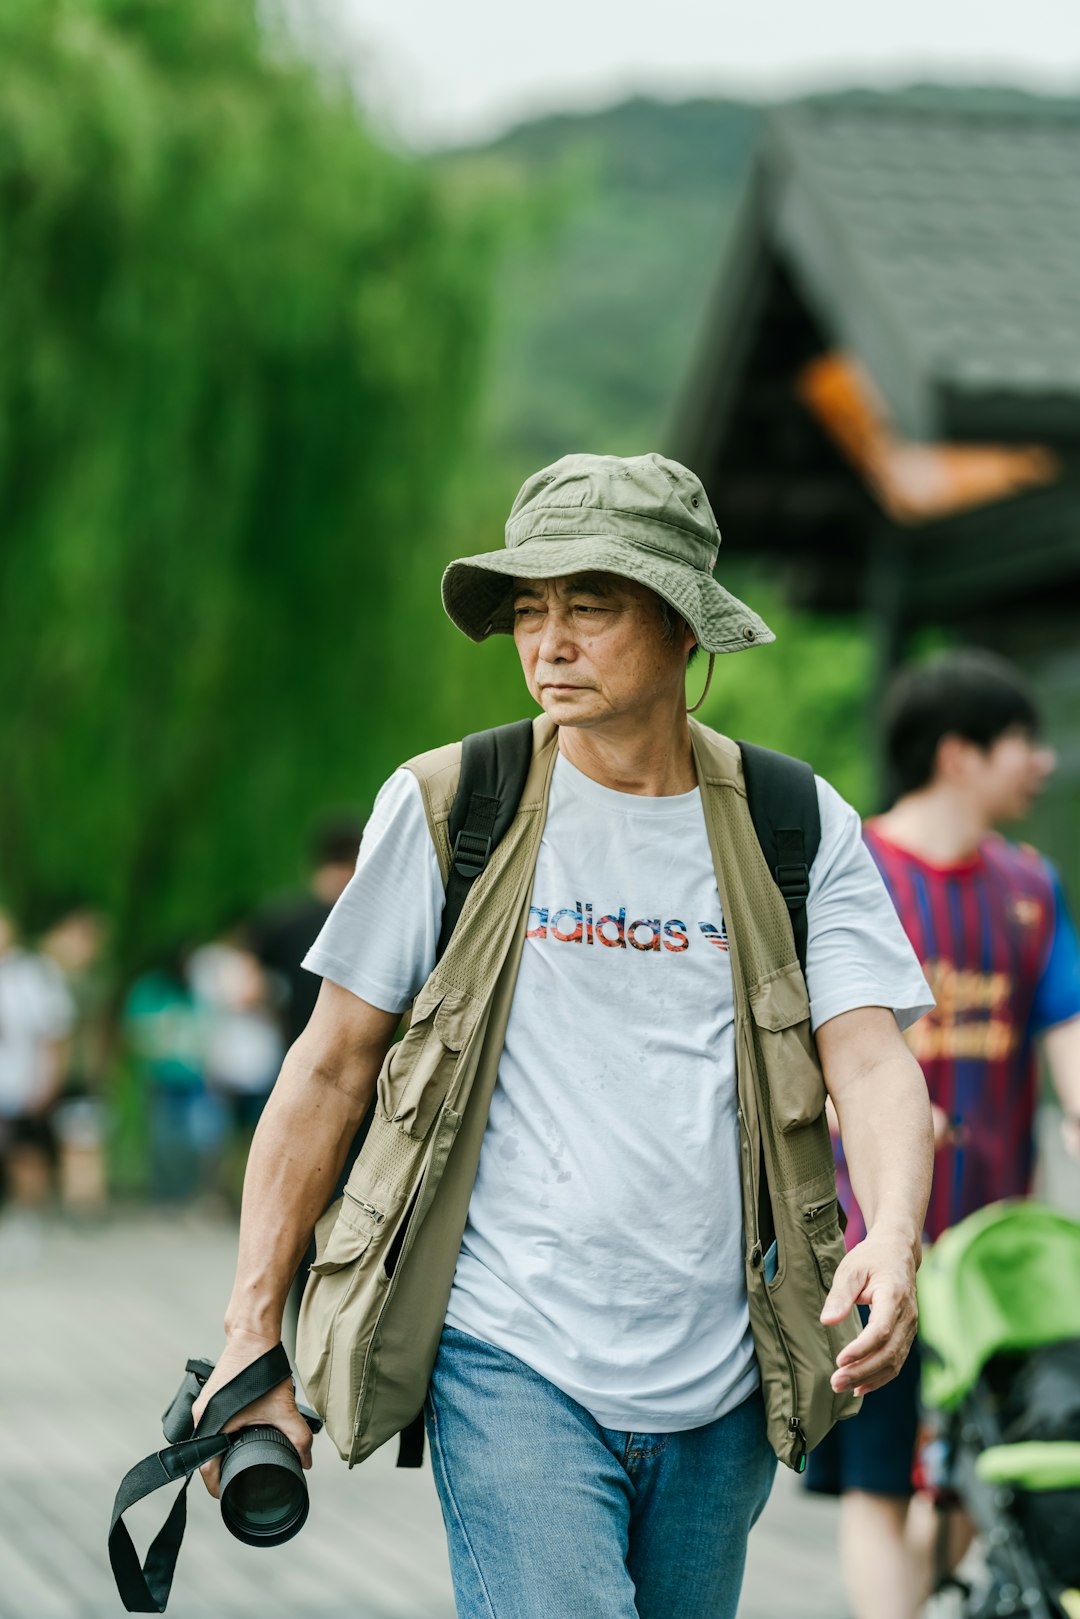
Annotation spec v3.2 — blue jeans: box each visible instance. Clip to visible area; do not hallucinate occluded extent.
[425,1327,776,1619]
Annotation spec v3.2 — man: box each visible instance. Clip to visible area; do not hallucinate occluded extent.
[248,815,366,1049]
[194,454,933,1619]
[38,898,112,1214]
[806,649,1080,1619]
[38,899,110,1100]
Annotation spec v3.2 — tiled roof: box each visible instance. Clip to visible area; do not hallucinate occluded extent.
[764,101,1080,441]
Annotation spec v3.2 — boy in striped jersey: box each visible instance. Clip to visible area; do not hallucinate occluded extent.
[807,650,1080,1619]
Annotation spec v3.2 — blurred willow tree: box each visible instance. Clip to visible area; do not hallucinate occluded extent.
[0,0,488,966]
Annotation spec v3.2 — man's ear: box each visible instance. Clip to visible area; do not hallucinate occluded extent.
[935,732,979,784]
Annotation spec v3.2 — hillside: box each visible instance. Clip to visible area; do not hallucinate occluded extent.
[446,96,757,471]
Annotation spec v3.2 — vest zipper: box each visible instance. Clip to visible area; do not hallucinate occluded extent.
[803,1201,839,1299]
[351,1198,385,1225]
[738,1104,805,1472]
[350,773,558,1457]
[789,1417,808,1473]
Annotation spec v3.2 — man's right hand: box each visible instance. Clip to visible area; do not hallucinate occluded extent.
[191,1328,314,1499]
[189,981,399,1500]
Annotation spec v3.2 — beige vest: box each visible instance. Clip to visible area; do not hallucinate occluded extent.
[296,715,861,1471]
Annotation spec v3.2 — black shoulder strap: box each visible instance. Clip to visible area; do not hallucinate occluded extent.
[434,718,534,961]
[396,719,534,1471]
[737,741,821,978]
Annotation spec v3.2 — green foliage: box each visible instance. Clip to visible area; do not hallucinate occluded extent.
[691,572,876,812]
[5,64,994,980]
[0,0,487,965]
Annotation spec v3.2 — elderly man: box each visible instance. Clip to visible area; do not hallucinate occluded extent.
[195,454,933,1619]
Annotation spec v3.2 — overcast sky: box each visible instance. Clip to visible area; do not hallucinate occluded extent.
[292,0,1080,147]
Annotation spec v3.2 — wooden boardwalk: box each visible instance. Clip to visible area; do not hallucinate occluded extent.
[0,1206,848,1619]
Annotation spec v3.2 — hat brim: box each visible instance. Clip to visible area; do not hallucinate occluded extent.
[441,535,773,655]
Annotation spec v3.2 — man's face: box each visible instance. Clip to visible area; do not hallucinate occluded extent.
[961,727,1057,822]
[511,572,694,730]
[314,862,355,906]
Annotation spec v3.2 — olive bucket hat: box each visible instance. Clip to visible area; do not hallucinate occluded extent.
[441,452,774,655]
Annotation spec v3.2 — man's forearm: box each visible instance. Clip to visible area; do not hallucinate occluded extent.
[190,984,398,1491]
[817,1005,933,1251]
[834,1049,932,1249]
[222,983,398,1342]
[815,1009,933,1388]
[223,1056,362,1339]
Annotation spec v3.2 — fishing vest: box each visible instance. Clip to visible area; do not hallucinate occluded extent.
[295,715,862,1473]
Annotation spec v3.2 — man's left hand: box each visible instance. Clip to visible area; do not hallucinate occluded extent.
[819,1227,919,1396]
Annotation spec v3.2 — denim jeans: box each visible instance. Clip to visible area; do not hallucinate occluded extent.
[425,1326,776,1619]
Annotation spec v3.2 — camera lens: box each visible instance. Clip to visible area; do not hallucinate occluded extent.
[218,1426,310,1548]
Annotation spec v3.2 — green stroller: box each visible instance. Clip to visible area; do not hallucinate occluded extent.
[918,1201,1080,1619]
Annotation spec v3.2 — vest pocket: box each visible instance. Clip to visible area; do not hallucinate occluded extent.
[749,963,826,1132]
[310,1190,384,1275]
[801,1195,860,1419]
[377,982,472,1141]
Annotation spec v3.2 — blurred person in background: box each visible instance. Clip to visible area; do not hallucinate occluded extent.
[807,649,1080,1619]
[0,903,74,1256]
[39,898,113,1213]
[188,921,283,1206]
[123,946,216,1203]
[38,898,111,1097]
[248,813,365,1050]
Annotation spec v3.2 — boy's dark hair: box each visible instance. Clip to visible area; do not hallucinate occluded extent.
[883,650,1041,801]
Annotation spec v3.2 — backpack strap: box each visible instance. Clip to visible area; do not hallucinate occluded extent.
[737,742,821,977]
[435,719,535,960]
[396,718,534,1470]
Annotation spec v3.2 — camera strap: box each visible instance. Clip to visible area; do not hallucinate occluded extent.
[108,1343,292,1613]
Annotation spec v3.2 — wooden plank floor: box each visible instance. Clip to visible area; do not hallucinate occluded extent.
[0,1204,849,1618]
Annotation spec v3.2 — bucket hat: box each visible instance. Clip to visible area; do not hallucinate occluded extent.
[441,452,773,655]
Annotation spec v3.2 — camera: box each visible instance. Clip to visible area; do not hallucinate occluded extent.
[162,1357,322,1548]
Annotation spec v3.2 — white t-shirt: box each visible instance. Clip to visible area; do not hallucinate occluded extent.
[0,950,75,1118]
[187,943,283,1096]
[305,751,932,1432]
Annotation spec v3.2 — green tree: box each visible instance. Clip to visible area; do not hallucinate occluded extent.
[0,0,487,965]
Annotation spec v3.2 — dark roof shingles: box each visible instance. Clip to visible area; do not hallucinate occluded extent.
[771,106,1080,415]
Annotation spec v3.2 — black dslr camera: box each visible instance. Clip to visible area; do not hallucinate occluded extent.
[163,1356,322,1548]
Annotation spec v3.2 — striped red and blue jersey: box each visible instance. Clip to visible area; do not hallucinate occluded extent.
[836,826,1080,1245]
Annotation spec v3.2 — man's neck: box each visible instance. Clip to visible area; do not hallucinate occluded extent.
[874,784,992,865]
[557,709,697,797]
